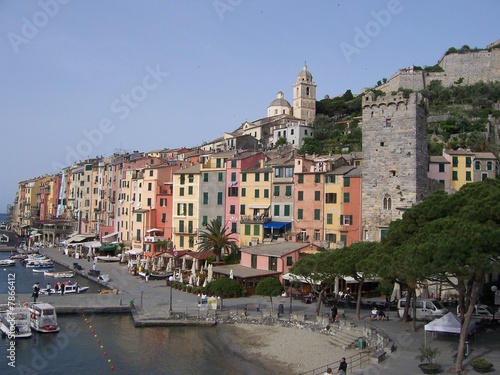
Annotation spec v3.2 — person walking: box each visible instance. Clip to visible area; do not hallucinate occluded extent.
[32,282,40,303]
[338,357,347,375]
[330,303,338,323]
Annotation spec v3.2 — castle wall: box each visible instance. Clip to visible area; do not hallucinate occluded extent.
[361,92,428,242]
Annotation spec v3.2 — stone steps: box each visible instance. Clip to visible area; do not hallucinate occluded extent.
[328,327,364,350]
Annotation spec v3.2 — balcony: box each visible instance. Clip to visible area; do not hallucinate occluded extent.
[144,235,164,243]
[240,215,271,224]
[173,227,198,235]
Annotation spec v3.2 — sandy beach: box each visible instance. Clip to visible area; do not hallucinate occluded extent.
[218,323,359,375]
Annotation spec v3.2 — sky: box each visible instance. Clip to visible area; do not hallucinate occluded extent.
[1,0,499,212]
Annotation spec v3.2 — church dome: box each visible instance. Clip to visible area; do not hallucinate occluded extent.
[268,91,291,108]
[297,64,313,83]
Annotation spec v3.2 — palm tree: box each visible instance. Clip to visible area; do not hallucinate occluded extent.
[197,219,238,262]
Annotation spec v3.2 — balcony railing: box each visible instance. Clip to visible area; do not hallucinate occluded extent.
[144,235,164,242]
[240,215,271,224]
[173,227,198,235]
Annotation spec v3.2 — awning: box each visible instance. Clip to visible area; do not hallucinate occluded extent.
[102,231,119,239]
[146,228,163,233]
[343,274,380,284]
[125,249,143,255]
[282,272,322,285]
[81,240,102,248]
[248,205,270,209]
[100,244,117,252]
[263,221,291,230]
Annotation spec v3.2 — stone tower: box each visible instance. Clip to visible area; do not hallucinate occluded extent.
[293,64,316,123]
[361,92,429,242]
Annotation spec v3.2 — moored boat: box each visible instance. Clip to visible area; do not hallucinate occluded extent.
[29,303,59,333]
[44,270,75,278]
[96,255,121,262]
[33,267,55,273]
[97,274,111,282]
[39,283,89,295]
[0,305,32,339]
[0,259,16,267]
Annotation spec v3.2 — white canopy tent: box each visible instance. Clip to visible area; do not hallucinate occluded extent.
[424,312,476,345]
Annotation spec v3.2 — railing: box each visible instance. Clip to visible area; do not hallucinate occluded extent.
[173,227,198,234]
[363,320,391,352]
[299,352,371,375]
[144,235,164,242]
[240,215,271,224]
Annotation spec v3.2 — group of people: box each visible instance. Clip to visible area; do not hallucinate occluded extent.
[324,357,347,375]
[370,306,386,321]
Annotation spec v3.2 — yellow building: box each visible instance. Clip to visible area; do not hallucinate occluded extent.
[444,149,478,191]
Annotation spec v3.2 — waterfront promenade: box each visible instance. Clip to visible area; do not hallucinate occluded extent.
[2,247,499,374]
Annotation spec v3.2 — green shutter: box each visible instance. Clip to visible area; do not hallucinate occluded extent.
[274,205,280,216]
[245,224,251,235]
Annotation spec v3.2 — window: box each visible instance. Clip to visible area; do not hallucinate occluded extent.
[341,215,353,225]
[161,213,166,223]
[216,158,222,168]
[297,175,304,184]
[285,186,292,197]
[482,173,488,181]
[180,175,185,185]
[147,197,152,206]
[314,174,320,183]
[344,177,350,187]
[179,187,184,196]
[380,229,388,238]
[340,234,347,245]
[452,157,458,167]
[253,225,260,236]
[203,192,209,205]
[231,160,237,168]
[241,188,246,197]
[229,205,236,214]
[179,236,184,247]
[231,172,236,182]
[286,256,293,266]
[264,172,269,181]
[149,170,153,177]
[217,192,223,205]
[298,191,304,201]
[385,118,392,127]
[343,192,350,203]
[231,222,237,233]
[160,198,167,207]
[254,189,260,198]
[327,213,333,224]
[274,205,280,216]
[383,196,392,210]
[188,186,193,195]
[274,186,280,196]
[255,173,260,182]
[284,205,290,216]
[325,175,335,183]
[251,254,257,268]
[466,157,472,168]
[314,191,320,201]
[297,209,303,220]
[136,213,142,222]
[487,161,493,171]
[189,236,194,247]
[263,189,269,198]
[438,163,445,173]
[188,220,194,233]
[452,171,458,181]
[188,203,193,216]
[228,187,238,196]
[325,193,337,203]
[203,173,209,182]
[242,173,247,182]
[314,230,320,242]
[218,172,223,182]
[216,216,222,224]
[202,215,208,226]
[466,171,471,181]
[268,257,277,271]
[240,205,246,215]
[245,225,251,235]
[177,204,186,216]
[136,229,141,241]
[314,209,320,220]
[148,182,152,191]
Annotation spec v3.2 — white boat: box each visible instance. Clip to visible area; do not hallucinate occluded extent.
[0,259,16,267]
[39,284,89,295]
[25,261,54,268]
[33,267,55,273]
[96,255,121,262]
[97,274,111,282]
[44,270,75,278]
[0,306,32,339]
[29,303,59,333]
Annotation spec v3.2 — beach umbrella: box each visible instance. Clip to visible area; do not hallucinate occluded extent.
[196,275,200,286]
[177,271,183,282]
[229,269,233,279]
[203,278,207,287]
[166,258,173,272]
[191,260,196,277]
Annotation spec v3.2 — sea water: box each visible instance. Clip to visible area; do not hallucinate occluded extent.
[0,253,275,375]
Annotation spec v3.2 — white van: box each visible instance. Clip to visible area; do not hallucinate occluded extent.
[397,298,448,320]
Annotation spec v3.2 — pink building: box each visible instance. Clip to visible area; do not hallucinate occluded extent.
[428,155,450,190]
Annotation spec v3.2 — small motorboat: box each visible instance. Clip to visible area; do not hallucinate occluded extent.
[33,267,54,273]
[9,254,26,260]
[0,259,16,267]
[29,303,59,333]
[97,274,110,283]
[39,284,89,295]
[0,305,32,339]
[44,271,75,278]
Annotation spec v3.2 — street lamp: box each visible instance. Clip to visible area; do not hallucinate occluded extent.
[492,285,498,325]
[169,275,174,316]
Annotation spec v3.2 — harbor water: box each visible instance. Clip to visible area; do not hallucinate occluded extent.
[0,251,276,375]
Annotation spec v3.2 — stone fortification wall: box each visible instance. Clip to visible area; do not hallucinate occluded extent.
[361,92,428,242]
[379,47,500,93]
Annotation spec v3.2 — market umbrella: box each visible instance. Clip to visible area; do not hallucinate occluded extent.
[191,260,196,277]
[207,264,213,282]
[182,257,186,270]
[166,258,173,272]
[188,274,193,286]
[203,278,208,287]
[196,275,201,286]
[229,269,234,279]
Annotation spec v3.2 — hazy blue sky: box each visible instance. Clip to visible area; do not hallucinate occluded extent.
[1,0,499,212]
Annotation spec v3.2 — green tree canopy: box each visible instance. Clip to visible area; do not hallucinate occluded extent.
[205,278,243,310]
[255,277,284,312]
